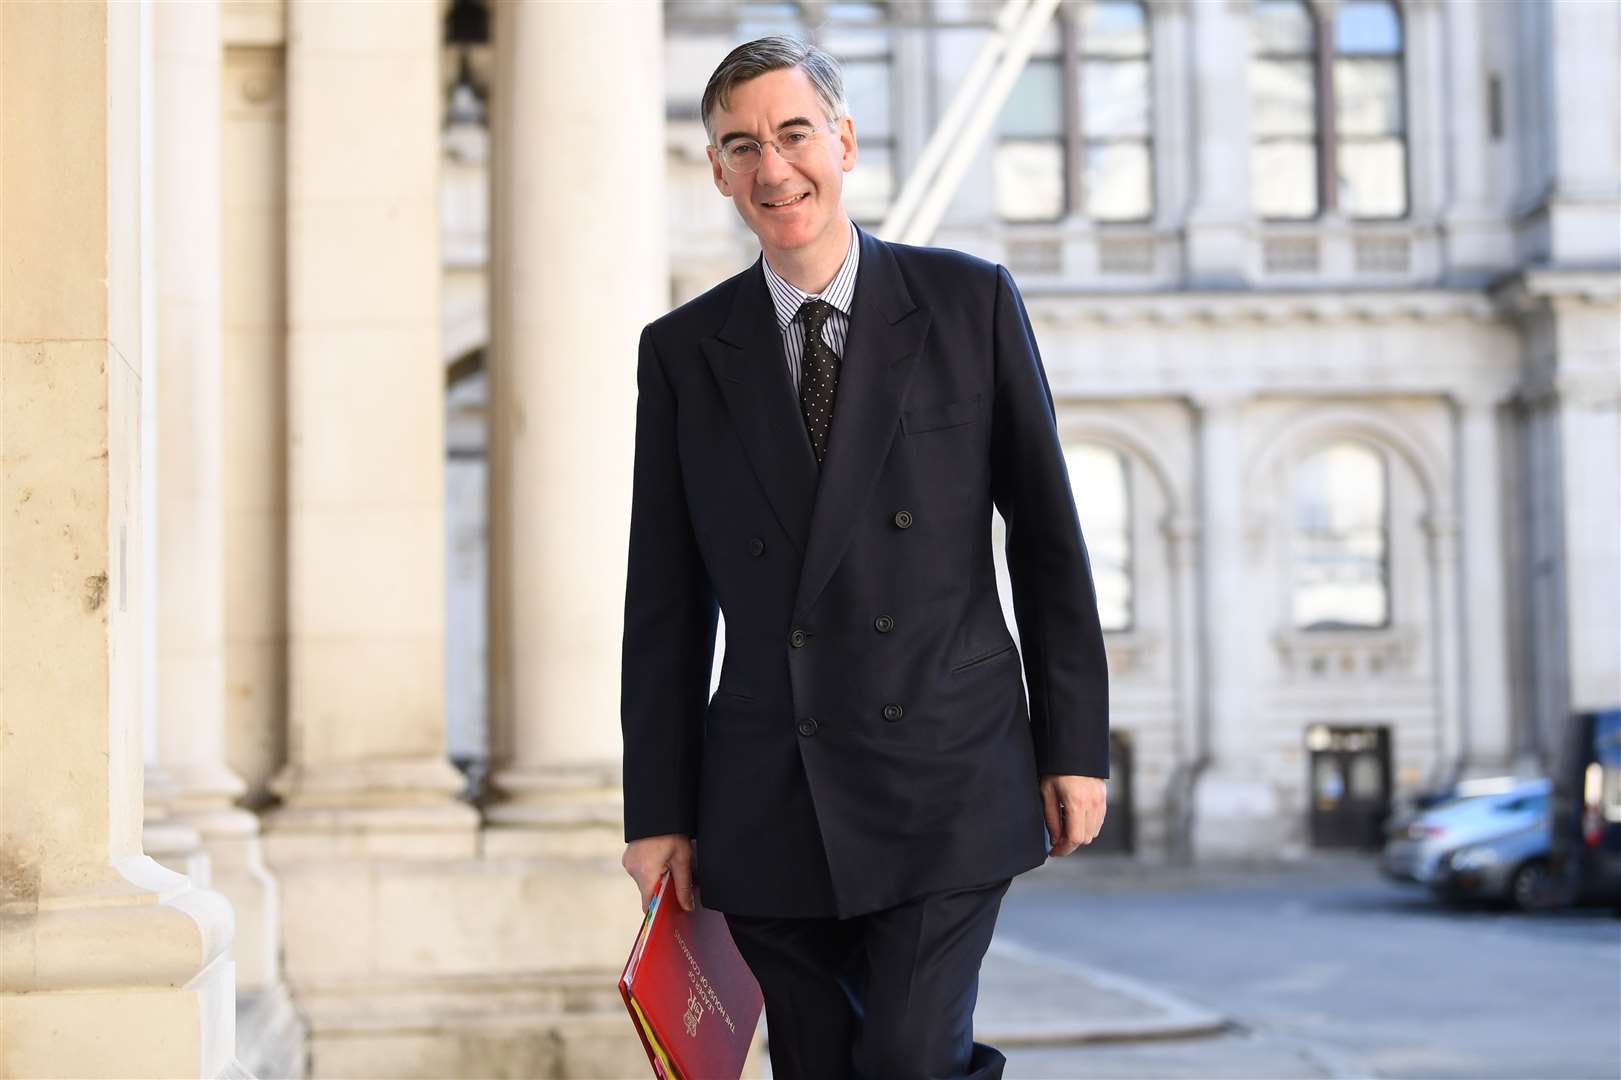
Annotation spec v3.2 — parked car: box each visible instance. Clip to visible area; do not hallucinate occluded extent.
[1426,791,1557,911]
[1379,777,1553,910]
[1551,708,1621,912]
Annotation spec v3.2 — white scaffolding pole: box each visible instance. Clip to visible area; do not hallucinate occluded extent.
[878,0,1061,245]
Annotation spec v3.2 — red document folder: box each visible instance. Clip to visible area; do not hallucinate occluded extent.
[618,869,763,1080]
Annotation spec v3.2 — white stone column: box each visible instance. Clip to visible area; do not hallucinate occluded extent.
[484,0,668,845]
[1188,392,1279,858]
[147,0,281,993]
[1185,0,1253,285]
[1454,392,1514,771]
[1550,310,1621,713]
[220,19,290,807]
[1,2,239,1074]
[1437,0,1497,272]
[265,0,477,854]
[1424,511,1466,781]
[1544,0,1621,265]
[1162,509,1203,861]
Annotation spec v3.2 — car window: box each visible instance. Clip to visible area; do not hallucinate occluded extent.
[1597,710,1621,767]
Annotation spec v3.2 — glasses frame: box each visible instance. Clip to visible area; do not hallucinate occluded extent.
[711,119,843,174]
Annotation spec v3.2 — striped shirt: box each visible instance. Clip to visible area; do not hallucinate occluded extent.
[760,218,860,394]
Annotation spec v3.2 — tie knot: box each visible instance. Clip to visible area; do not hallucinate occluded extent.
[797,298,834,333]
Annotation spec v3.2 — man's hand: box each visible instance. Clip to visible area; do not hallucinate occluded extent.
[1039,774,1107,856]
[622,834,698,914]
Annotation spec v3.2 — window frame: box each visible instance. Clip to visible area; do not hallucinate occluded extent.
[1250,0,1411,222]
[994,0,1155,226]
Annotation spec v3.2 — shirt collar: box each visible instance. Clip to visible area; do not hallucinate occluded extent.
[760,218,860,334]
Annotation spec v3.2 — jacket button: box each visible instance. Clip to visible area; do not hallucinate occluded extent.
[882,703,903,722]
[797,716,818,737]
[874,614,894,633]
[749,537,765,557]
[790,628,807,648]
[893,509,913,529]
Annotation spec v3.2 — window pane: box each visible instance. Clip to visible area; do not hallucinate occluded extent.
[1335,0,1401,54]
[997,60,1064,138]
[995,140,1065,221]
[1085,139,1152,220]
[1250,58,1317,137]
[1082,59,1150,137]
[1334,57,1402,136]
[1293,442,1388,630]
[1064,444,1132,632]
[1252,0,1316,53]
[1337,137,1407,217]
[844,141,893,223]
[1082,0,1148,58]
[843,59,893,137]
[1252,139,1319,218]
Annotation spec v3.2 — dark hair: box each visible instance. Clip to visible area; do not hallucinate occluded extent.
[700,35,847,144]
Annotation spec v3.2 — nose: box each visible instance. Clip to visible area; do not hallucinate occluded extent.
[756,139,793,185]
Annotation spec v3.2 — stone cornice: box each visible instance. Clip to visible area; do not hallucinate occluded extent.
[1489,268,1621,316]
[1023,288,1500,327]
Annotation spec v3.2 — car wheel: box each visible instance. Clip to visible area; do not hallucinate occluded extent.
[1510,859,1560,913]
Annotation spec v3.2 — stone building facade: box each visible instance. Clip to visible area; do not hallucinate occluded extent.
[3,0,1615,1076]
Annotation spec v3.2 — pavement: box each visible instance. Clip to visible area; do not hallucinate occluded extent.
[744,852,1383,1079]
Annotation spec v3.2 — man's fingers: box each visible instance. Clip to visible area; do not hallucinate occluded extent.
[671,858,696,911]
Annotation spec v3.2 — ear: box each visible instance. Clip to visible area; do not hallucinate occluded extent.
[707,145,733,197]
[837,115,858,173]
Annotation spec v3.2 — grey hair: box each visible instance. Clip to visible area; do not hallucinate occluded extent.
[701,35,847,144]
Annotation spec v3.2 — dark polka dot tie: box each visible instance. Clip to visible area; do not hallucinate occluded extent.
[796,298,840,465]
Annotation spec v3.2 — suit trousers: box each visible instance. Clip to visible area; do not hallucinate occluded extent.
[722,876,1013,1080]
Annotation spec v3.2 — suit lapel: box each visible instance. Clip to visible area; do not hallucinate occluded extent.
[702,224,933,623]
[703,259,819,557]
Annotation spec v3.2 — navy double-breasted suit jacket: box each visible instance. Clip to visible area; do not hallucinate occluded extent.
[620,222,1110,919]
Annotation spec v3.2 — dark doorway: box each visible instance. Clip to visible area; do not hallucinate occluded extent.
[1306,723,1391,849]
[1080,729,1134,854]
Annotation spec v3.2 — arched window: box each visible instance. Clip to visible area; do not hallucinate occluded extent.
[1251,0,1407,220]
[995,0,1153,224]
[1292,441,1389,630]
[1063,443,1133,632]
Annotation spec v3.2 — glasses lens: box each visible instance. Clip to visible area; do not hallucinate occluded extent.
[776,127,819,162]
[723,142,761,173]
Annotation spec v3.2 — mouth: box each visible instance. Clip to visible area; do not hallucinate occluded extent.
[760,192,811,209]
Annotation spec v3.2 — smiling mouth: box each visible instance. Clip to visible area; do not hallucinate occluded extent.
[761,192,810,208]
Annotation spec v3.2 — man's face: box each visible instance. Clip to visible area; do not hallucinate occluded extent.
[706,66,858,256]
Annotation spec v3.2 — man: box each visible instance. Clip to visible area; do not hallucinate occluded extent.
[620,35,1109,1080]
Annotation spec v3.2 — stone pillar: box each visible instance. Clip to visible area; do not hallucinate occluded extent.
[485,0,668,848]
[1548,312,1621,714]
[220,28,290,809]
[147,0,282,994]
[1187,393,1280,858]
[1438,0,1499,273]
[1424,510,1467,786]
[1544,0,1621,265]
[1,2,239,1075]
[1185,0,1252,286]
[1454,393,1513,771]
[264,0,478,854]
[1161,509,1203,862]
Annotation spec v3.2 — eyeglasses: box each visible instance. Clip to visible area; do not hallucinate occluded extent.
[712,120,840,174]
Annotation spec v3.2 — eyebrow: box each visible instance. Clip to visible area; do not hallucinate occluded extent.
[717,116,818,146]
